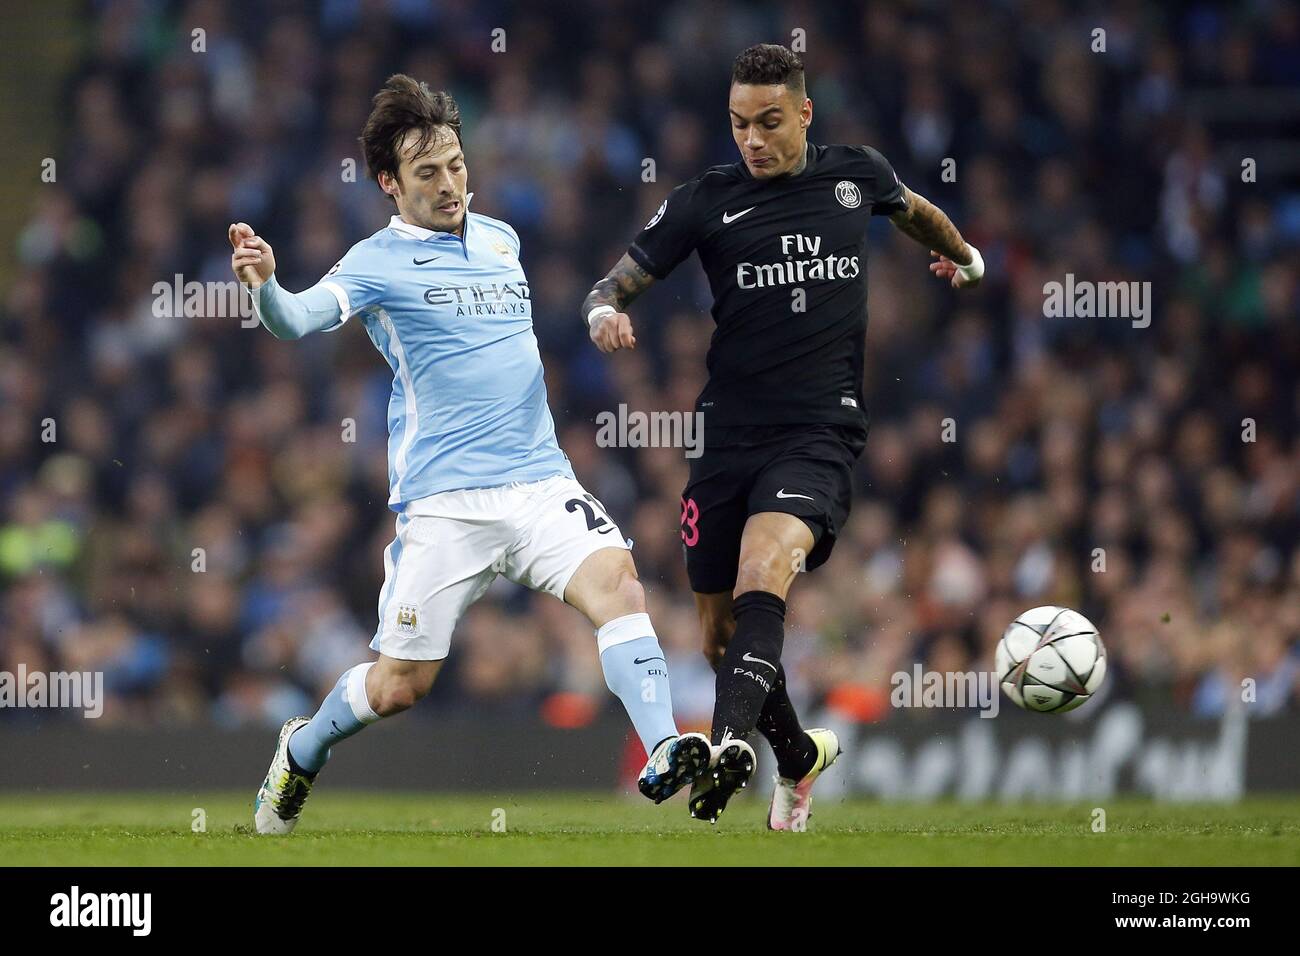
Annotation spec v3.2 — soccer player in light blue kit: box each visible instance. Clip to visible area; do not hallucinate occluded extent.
[234,75,709,834]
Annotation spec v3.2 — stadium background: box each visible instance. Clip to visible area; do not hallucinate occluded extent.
[0,0,1297,798]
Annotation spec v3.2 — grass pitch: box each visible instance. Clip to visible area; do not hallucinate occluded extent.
[1,792,1297,866]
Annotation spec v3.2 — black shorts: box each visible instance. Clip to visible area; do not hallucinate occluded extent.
[679,422,868,594]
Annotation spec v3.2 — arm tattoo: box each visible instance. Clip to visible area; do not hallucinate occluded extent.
[582,253,656,321]
[888,188,971,263]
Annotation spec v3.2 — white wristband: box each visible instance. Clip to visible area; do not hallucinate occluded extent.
[956,245,984,282]
[586,304,616,329]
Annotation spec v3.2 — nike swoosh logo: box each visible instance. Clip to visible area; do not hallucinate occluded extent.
[776,489,814,500]
[413,256,441,265]
[722,206,756,224]
[742,652,776,671]
[634,656,666,665]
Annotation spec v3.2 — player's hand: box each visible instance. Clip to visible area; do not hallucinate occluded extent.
[589,311,637,353]
[229,222,276,289]
[929,250,982,289]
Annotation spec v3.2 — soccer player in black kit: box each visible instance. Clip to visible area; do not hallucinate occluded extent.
[582,44,984,827]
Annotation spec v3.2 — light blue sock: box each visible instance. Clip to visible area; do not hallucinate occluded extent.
[597,615,679,755]
[287,662,381,773]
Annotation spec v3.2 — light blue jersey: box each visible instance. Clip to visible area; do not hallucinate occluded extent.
[250,198,573,509]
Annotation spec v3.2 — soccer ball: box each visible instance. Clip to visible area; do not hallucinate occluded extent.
[996,605,1106,713]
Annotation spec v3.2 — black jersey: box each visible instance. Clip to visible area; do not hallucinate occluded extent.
[629,142,907,431]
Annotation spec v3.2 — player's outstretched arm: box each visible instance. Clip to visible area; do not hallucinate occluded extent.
[228,221,345,340]
[581,252,656,353]
[887,187,984,289]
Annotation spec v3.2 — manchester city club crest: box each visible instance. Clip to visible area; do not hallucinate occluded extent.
[835,180,862,208]
[396,603,419,635]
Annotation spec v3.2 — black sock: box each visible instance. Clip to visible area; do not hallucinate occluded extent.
[711,590,786,745]
[756,666,817,780]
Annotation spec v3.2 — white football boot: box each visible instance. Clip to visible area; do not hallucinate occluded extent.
[688,735,756,824]
[254,716,316,835]
[767,728,841,831]
[638,732,712,804]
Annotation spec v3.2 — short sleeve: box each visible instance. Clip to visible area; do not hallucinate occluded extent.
[628,180,701,279]
[315,242,387,331]
[860,146,908,216]
[498,222,522,258]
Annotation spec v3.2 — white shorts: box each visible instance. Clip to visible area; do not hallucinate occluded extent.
[369,475,631,660]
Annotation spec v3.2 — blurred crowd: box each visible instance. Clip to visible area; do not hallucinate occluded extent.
[2,0,1298,733]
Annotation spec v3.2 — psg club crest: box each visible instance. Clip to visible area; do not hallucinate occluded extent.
[835,180,862,208]
[396,603,419,636]
[645,199,667,229]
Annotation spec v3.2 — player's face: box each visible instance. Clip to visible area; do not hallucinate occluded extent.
[728,83,812,178]
[385,126,469,234]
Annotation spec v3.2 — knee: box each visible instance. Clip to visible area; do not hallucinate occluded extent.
[612,566,646,614]
[572,550,648,624]
[369,668,434,716]
[734,546,793,597]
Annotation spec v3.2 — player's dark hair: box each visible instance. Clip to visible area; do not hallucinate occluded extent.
[360,74,462,192]
[731,44,805,98]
